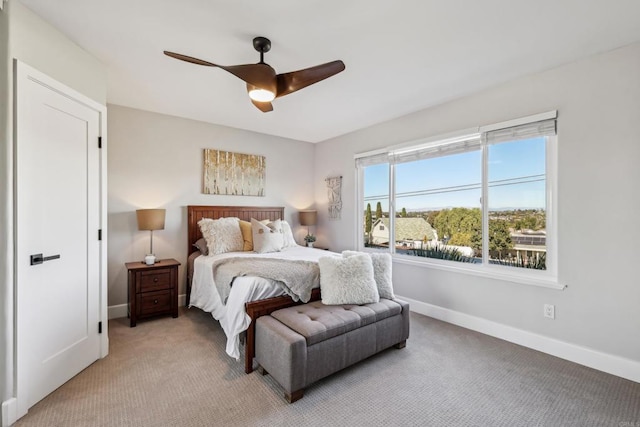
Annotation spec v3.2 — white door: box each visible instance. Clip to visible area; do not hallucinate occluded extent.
[15,61,104,414]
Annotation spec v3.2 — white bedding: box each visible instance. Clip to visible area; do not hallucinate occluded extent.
[190,245,338,359]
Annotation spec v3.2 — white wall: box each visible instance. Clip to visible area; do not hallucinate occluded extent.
[1,0,107,419]
[9,2,105,104]
[315,43,640,367]
[0,0,10,412]
[107,105,315,307]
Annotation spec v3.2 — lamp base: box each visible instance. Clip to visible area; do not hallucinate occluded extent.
[144,254,157,265]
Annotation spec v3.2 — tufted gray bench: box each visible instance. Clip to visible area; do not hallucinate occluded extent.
[255,298,410,402]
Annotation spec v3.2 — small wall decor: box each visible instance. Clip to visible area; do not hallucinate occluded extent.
[325,175,342,220]
[203,149,265,196]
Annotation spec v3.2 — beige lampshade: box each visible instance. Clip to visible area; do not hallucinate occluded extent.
[136,209,166,231]
[299,210,317,226]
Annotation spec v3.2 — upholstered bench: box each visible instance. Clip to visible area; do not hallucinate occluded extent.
[255,298,410,402]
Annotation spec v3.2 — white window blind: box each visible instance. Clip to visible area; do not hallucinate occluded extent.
[355,152,390,168]
[355,114,556,165]
[485,118,556,145]
[391,135,481,164]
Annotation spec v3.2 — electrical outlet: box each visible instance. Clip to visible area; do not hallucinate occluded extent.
[544,304,555,319]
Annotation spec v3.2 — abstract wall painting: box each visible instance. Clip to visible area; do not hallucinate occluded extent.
[203,149,265,196]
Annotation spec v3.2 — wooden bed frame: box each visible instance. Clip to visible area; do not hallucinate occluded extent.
[186,205,321,374]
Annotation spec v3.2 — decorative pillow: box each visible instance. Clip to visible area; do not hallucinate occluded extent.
[239,219,272,251]
[319,254,379,305]
[282,221,298,248]
[198,217,244,255]
[192,237,209,256]
[251,218,284,253]
[343,251,395,299]
[239,220,254,251]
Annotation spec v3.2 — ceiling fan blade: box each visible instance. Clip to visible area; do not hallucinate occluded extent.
[218,63,276,90]
[250,99,274,113]
[276,60,345,98]
[164,51,276,90]
[164,51,217,67]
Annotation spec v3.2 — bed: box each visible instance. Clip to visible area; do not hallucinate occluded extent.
[186,205,325,373]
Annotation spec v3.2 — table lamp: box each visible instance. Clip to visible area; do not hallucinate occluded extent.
[299,210,317,247]
[136,208,165,265]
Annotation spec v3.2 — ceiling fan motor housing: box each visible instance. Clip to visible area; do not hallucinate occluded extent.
[253,36,271,54]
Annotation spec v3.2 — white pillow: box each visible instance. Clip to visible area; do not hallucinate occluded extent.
[343,250,395,300]
[319,254,380,305]
[281,221,298,248]
[251,218,284,253]
[198,217,243,255]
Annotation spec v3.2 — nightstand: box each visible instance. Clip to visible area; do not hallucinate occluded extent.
[126,258,180,327]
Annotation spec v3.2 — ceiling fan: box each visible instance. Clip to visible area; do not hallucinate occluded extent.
[164,36,345,113]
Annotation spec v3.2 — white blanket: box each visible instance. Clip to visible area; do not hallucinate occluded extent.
[190,246,339,359]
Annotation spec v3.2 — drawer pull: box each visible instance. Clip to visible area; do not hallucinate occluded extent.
[153,278,159,282]
[154,299,159,304]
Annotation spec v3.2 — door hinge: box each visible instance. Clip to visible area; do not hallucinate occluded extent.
[98,229,102,241]
[98,136,102,149]
[98,321,102,334]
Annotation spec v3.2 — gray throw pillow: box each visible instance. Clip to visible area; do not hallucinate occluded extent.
[193,237,209,256]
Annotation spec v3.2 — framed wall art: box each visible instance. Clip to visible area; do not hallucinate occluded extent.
[203,149,265,196]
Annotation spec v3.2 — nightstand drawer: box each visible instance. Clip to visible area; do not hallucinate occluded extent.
[137,290,172,316]
[138,268,172,293]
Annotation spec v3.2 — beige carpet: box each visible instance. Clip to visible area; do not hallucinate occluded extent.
[15,307,640,427]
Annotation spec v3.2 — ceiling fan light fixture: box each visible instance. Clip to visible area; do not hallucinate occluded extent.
[248,87,276,102]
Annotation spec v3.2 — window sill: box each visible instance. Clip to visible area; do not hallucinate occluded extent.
[392,254,565,290]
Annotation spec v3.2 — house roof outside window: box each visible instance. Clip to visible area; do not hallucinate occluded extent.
[371,217,436,243]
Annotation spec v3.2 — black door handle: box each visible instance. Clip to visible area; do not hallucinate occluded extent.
[30,253,61,265]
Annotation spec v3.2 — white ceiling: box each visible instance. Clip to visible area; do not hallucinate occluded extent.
[17,0,640,143]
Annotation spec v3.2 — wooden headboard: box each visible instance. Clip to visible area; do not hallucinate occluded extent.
[187,205,285,255]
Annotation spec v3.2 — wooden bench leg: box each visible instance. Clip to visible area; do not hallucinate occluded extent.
[394,340,406,349]
[285,389,304,403]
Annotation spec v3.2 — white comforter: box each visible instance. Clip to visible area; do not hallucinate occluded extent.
[190,245,338,359]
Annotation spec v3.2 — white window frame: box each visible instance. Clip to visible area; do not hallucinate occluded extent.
[355,112,564,290]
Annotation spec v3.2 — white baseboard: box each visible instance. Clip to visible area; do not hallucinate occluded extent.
[108,294,187,319]
[397,295,640,384]
[107,303,127,320]
[2,398,17,427]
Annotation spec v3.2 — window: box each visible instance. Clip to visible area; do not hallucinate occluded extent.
[361,154,390,253]
[356,112,558,284]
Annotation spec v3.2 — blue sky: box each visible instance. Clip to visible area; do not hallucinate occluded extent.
[364,137,546,211]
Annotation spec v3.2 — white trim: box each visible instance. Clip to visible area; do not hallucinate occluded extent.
[479,110,557,133]
[545,134,558,279]
[1,398,17,427]
[399,295,640,383]
[393,255,565,290]
[99,87,109,360]
[108,294,187,319]
[354,166,363,249]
